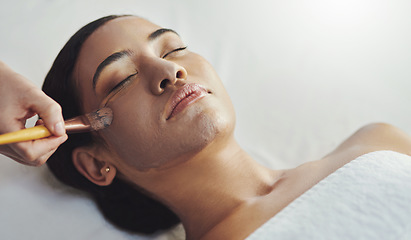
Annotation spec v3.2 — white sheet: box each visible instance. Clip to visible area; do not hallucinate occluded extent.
[247,150,411,240]
[1,1,411,239]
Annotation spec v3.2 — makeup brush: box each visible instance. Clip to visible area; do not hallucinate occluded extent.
[0,107,113,145]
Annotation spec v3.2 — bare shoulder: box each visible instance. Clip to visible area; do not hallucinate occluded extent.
[283,123,411,205]
[323,123,411,168]
[336,123,411,155]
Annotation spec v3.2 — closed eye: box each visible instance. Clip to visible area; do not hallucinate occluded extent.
[100,72,138,107]
[162,46,187,59]
[108,72,138,95]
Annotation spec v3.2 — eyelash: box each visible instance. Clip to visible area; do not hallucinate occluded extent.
[107,46,187,95]
[162,46,187,58]
[108,72,138,95]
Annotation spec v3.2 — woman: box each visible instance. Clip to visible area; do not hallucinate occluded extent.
[42,15,411,239]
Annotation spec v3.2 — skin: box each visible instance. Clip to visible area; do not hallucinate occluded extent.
[0,61,67,166]
[75,17,235,171]
[70,16,411,239]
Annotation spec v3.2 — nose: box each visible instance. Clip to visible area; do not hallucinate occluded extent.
[149,59,188,95]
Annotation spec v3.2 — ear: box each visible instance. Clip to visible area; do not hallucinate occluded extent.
[72,147,116,186]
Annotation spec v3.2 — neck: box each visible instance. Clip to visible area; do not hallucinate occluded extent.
[131,137,281,239]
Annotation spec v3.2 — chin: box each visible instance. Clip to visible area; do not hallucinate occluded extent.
[140,106,235,170]
[178,104,235,152]
[117,98,235,171]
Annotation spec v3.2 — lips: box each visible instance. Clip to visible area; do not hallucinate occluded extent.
[165,83,209,120]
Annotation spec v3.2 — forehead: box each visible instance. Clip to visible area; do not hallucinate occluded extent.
[73,16,160,110]
[83,16,160,52]
[77,16,160,73]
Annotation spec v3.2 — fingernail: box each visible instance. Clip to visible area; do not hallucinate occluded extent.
[54,122,65,136]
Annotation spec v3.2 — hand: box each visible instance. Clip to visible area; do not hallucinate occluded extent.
[0,61,67,166]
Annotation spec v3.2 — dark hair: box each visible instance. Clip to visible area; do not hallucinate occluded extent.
[42,15,180,234]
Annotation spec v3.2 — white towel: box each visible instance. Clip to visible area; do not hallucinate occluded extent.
[247,150,411,240]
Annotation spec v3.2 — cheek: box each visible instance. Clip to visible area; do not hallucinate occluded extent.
[100,91,161,166]
[98,54,236,171]
[187,54,233,107]
[101,96,234,171]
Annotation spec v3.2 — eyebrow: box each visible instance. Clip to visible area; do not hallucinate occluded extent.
[92,28,179,90]
[148,28,179,41]
[92,50,132,90]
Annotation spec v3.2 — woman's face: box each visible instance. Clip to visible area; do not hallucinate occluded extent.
[73,16,235,171]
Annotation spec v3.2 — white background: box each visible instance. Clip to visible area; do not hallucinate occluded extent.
[1,0,411,239]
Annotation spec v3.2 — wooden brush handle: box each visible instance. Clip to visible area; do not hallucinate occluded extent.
[0,125,52,145]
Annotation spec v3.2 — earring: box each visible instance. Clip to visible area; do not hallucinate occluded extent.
[105,166,110,173]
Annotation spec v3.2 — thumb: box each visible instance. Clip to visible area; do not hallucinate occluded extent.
[29,92,65,136]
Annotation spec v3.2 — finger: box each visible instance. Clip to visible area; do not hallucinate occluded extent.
[30,149,57,167]
[35,119,44,126]
[0,146,34,166]
[10,134,68,166]
[26,90,65,136]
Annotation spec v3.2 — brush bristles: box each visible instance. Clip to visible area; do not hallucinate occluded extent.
[85,107,113,130]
